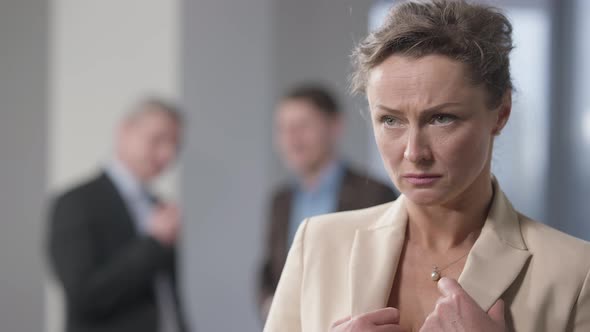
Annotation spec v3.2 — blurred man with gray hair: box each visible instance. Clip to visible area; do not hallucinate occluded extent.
[48,98,189,332]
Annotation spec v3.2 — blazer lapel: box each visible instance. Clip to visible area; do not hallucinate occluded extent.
[98,172,138,238]
[349,197,408,316]
[348,179,531,315]
[458,182,531,311]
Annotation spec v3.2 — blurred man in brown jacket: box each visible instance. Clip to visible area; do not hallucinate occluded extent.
[258,84,397,319]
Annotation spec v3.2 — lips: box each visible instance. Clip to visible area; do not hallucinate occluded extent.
[402,173,442,185]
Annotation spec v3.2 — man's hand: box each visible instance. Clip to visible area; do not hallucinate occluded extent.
[148,203,181,246]
[331,307,406,332]
[420,277,506,332]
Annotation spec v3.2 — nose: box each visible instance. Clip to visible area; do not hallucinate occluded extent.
[403,127,433,163]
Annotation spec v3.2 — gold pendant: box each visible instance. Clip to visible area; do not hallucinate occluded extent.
[431,267,441,281]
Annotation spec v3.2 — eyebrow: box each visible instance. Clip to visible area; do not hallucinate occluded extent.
[374,102,464,116]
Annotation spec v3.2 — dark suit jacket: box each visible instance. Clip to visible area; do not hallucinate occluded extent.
[47,172,188,332]
[258,167,397,307]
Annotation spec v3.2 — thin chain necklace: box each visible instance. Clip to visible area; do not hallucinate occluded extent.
[430,250,470,281]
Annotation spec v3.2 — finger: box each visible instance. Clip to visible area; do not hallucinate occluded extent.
[419,313,441,332]
[487,298,506,327]
[437,277,479,310]
[167,204,180,214]
[330,316,350,327]
[162,203,177,213]
[163,207,180,220]
[156,201,171,210]
[437,277,463,297]
[157,202,173,210]
[432,297,460,327]
[374,324,406,332]
[168,205,181,218]
[153,204,166,213]
[363,307,400,325]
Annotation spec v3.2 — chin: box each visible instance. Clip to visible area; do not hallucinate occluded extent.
[291,161,315,174]
[401,188,448,206]
[143,167,163,181]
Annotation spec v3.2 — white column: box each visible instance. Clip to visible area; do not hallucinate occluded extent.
[49,0,180,195]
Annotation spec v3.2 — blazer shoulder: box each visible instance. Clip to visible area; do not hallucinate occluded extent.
[519,214,590,276]
[52,173,111,207]
[520,214,590,253]
[303,202,394,241]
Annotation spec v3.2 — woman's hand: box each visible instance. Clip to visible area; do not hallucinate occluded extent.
[420,277,506,332]
[331,307,406,332]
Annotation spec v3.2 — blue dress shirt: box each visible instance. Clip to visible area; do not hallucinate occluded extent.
[288,161,345,245]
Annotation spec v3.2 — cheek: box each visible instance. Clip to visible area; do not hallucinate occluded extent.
[276,132,290,151]
[155,141,178,162]
[438,126,491,174]
[129,138,149,159]
[277,131,301,157]
[373,126,405,169]
[298,127,326,154]
[304,125,323,143]
[283,127,310,147]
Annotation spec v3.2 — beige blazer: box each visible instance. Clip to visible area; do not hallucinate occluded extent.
[264,181,590,332]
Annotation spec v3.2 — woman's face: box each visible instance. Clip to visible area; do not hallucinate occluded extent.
[367,55,510,206]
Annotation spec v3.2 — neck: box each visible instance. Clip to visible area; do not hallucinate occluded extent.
[405,172,494,252]
[115,152,148,185]
[300,154,337,190]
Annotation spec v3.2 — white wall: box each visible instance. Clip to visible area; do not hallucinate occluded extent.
[47,1,180,331]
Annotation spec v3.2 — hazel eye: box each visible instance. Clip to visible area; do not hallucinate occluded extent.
[431,114,456,125]
[381,115,401,127]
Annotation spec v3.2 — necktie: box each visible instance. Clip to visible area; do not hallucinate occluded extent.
[134,189,180,332]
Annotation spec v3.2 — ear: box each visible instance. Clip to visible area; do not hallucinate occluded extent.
[492,91,512,136]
